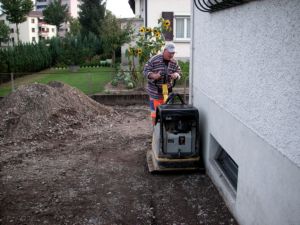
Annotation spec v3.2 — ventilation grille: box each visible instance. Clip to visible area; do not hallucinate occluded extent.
[216,147,238,191]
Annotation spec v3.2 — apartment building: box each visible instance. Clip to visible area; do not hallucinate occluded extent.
[35,0,80,18]
[34,0,81,36]
[0,11,57,46]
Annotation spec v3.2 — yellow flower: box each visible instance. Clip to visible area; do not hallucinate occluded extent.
[154,31,161,38]
[153,28,158,33]
[137,48,142,55]
[139,26,145,33]
[146,27,152,33]
[163,19,171,28]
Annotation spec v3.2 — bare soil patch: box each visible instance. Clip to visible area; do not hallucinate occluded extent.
[0,82,237,225]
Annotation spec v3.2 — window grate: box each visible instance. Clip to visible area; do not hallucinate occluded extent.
[194,0,255,13]
[216,147,238,191]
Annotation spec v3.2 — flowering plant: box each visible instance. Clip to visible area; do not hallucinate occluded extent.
[125,18,172,87]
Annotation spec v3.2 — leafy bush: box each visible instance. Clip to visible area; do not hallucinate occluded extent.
[111,70,136,89]
[48,32,102,67]
[177,60,189,85]
[0,42,52,83]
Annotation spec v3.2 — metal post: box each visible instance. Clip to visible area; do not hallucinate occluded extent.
[88,73,93,94]
[11,72,15,92]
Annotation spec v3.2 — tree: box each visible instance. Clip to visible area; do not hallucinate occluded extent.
[101,11,133,65]
[0,21,10,46]
[43,0,68,32]
[79,0,106,37]
[68,18,81,36]
[0,0,33,43]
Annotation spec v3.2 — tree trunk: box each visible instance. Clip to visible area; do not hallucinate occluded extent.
[111,50,115,67]
[16,23,20,44]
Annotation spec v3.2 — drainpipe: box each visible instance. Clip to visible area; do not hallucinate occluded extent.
[189,0,195,105]
[145,0,148,27]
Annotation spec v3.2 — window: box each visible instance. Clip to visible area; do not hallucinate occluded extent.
[216,146,238,191]
[32,37,36,42]
[10,28,14,33]
[52,28,55,32]
[37,5,47,9]
[174,16,191,41]
[32,28,35,32]
[31,18,35,23]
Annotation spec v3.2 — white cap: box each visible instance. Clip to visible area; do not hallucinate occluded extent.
[164,42,176,53]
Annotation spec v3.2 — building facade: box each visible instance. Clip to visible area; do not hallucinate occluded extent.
[190,0,300,225]
[34,0,81,36]
[128,0,191,61]
[0,11,56,45]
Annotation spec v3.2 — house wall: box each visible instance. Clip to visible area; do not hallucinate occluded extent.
[0,14,56,45]
[191,0,300,225]
[120,18,144,65]
[62,0,79,18]
[0,14,38,44]
[147,0,191,60]
[130,0,191,61]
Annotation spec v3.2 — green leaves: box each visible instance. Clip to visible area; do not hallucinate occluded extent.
[1,0,33,23]
[0,0,33,43]
[0,42,52,75]
[79,0,106,37]
[101,11,133,65]
[43,0,68,31]
[0,22,10,46]
[125,18,171,86]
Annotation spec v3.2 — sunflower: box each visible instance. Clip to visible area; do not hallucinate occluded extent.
[139,26,146,33]
[163,19,171,28]
[146,27,152,33]
[152,28,158,33]
[154,31,161,38]
[136,48,142,55]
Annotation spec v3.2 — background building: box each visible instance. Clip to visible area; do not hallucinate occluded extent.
[128,0,191,61]
[0,11,57,45]
[34,0,81,36]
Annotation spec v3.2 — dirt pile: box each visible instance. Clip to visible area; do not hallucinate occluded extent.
[0,81,114,142]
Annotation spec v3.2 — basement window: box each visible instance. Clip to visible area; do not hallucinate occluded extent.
[216,146,238,191]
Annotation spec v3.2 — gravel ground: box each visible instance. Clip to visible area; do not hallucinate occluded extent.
[0,83,238,225]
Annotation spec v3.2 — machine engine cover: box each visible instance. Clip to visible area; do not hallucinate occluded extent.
[166,131,192,154]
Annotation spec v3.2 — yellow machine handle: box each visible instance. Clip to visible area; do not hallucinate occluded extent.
[162,84,168,102]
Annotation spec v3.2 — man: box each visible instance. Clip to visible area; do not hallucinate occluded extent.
[143,42,182,124]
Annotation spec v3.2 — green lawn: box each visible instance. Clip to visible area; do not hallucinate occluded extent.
[0,67,115,97]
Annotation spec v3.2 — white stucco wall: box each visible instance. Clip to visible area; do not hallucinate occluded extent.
[191,0,300,224]
[120,18,144,65]
[146,0,191,59]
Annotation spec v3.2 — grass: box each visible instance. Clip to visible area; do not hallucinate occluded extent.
[0,67,115,97]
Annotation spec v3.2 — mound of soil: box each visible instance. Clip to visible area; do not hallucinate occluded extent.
[0,81,114,142]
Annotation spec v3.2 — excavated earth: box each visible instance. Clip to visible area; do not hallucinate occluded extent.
[0,82,238,225]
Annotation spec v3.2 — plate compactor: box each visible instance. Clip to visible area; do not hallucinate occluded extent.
[146,92,203,172]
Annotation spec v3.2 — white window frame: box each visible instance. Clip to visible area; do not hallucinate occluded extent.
[174,15,191,42]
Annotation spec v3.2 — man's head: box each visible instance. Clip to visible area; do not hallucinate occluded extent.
[163,42,176,60]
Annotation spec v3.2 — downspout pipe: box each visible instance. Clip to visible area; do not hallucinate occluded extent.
[145,0,148,27]
[189,0,195,105]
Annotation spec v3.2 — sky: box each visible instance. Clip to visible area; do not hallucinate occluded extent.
[106,0,135,18]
